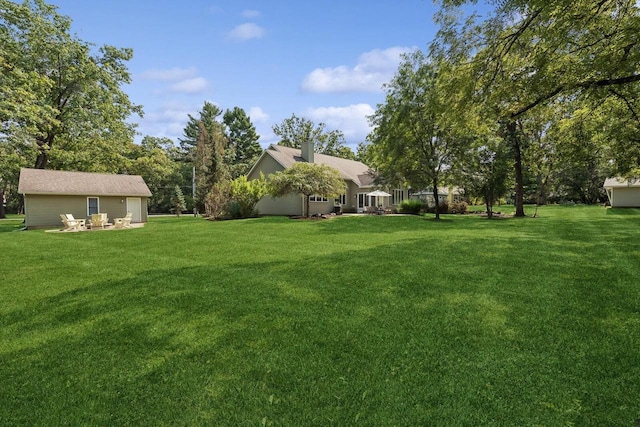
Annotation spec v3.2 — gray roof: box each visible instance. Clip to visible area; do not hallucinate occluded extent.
[604,177,640,188]
[18,168,152,197]
[256,144,375,187]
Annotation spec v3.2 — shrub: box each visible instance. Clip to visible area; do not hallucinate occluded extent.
[398,199,424,215]
[449,200,468,214]
[204,181,231,220]
[228,174,268,219]
[425,201,448,214]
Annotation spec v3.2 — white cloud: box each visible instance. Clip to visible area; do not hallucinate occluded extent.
[302,46,416,93]
[242,9,261,18]
[139,67,198,82]
[227,23,265,41]
[137,101,194,142]
[169,77,210,94]
[305,103,375,144]
[248,106,269,123]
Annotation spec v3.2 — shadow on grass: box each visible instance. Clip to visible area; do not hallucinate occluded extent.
[0,219,25,233]
[606,207,640,216]
[2,226,639,425]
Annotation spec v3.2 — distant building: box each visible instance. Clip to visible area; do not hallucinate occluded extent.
[604,177,640,208]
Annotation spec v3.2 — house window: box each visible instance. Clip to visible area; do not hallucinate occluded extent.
[392,189,405,205]
[309,195,328,202]
[87,197,99,215]
[335,194,346,205]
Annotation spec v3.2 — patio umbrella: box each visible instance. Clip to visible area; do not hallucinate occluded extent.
[366,190,391,206]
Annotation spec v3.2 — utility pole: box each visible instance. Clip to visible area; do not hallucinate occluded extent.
[192,166,197,216]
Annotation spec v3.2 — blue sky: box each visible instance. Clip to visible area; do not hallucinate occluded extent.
[50,0,489,150]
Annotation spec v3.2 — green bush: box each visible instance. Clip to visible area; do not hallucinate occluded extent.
[228,174,268,219]
[425,201,448,214]
[398,199,423,214]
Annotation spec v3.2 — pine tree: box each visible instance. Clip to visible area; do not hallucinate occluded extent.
[170,185,186,217]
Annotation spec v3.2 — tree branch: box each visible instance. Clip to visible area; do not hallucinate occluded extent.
[511,74,640,119]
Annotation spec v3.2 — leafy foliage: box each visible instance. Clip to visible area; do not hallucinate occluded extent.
[458,137,512,218]
[398,199,423,215]
[368,51,468,219]
[433,0,640,213]
[127,136,182,213]
[182,102,231,214]
[204,181,231,220]
[1,0,141,171]
[272,114,355,159]
[228,174,269,219]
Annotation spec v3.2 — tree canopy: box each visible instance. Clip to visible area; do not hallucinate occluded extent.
[1,0,142,171]
[432,0,640,215]
[269,163,346,217]
[368,51,469,219]
[272,114,355,160]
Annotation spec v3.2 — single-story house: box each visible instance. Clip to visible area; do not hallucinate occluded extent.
[18,168,152,229]
[604,177,640,207]
[247,142,409,216]
[409,187,464,207]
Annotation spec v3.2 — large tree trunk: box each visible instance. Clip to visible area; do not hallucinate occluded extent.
[34,152,48,169]
[34,137,52,169]
[506,120,526,217]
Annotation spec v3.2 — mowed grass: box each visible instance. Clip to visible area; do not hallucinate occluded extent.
[1,206,639,426]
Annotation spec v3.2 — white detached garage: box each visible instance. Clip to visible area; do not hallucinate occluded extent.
[604,177,640,208]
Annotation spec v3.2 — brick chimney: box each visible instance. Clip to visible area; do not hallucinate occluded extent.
[301,139,314,163]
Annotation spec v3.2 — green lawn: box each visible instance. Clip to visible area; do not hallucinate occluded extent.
[1,206,639,426]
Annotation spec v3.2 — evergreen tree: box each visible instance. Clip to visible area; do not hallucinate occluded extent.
[223,107,262,178]
[170,185,186,216]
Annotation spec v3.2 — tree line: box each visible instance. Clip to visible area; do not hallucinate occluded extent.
[366,0,640,218]
[0,0,353,219]
[3,0,638,220]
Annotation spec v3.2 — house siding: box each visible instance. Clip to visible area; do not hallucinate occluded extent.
[256,194,303,216]
[24,195,147,228]
[248,154,284,180]
[610,187,640,207]
[344,181,362,211]
[247,147,370,216]
[249,152,303,216]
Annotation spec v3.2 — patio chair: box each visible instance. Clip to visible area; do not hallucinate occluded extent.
[60,214,85,231]
[365,206,377,215]
[114,212,132,229]
[91,213,109,229]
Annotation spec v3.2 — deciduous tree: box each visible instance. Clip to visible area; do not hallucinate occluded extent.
[458,136,511,218]
[269,163,345,218]
[368,51,467,220]
[272,114,355,159]
[127,136,181,213]
[1,0,141,171]
[435,0,640,215]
